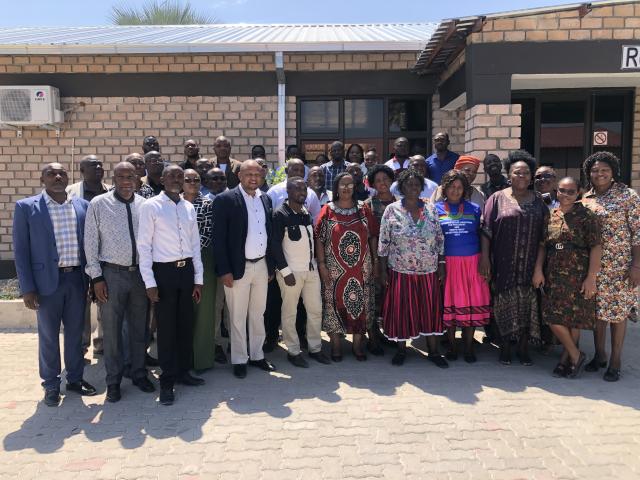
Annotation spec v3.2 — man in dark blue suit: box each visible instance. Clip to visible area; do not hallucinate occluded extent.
[213,159,277,379]
[13,163,97,407]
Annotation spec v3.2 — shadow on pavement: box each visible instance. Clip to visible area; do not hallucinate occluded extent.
[2,322,639,454]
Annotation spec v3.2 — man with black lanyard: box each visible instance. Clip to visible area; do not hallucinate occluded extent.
[271,177,331,367]
[84,162,156,403]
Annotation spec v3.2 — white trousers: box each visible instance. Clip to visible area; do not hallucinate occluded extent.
[276,269,323,356]
[224,259,268,365]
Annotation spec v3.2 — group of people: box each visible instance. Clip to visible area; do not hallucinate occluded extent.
[13,130,639,408]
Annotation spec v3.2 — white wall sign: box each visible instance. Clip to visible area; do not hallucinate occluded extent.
[593,131,608,146]
[621,45,640,70]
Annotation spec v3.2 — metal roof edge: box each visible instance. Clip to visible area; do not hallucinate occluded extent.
[0,42,427,55]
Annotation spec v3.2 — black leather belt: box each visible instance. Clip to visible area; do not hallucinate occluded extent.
[59,266,81,273]
[103,262,138,272]
[246,256,265,263]
[155,258,192,268]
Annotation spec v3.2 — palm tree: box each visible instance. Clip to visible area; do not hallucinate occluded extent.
[110,0,218,25]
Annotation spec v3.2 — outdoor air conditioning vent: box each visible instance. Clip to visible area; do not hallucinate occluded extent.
[0,89,32,122]
[0,86,64,126]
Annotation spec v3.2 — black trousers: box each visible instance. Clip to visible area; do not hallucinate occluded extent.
[264,279,307,343]
[153,260,195,388]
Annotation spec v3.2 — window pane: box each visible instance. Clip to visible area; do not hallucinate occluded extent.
[388,99,428,132]
[301,140,333,166]
[344,99,383,138]
[540,101,585,180]
[593,95,624,162]
[300,100,339,134]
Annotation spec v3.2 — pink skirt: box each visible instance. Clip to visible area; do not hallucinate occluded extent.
[443,254,491,328]
[382,269,443,341]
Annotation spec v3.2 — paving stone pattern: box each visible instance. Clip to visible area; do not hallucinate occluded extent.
[0,325,639,479]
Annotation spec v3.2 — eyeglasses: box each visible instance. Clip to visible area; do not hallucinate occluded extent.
[557,188,577,195]
[184,178,201,184]
[209,176,226,181]
[535,173,556,180]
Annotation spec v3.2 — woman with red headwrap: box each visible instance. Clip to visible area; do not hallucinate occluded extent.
[431,155,485,209]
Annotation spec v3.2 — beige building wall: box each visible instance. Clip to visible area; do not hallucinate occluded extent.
[0,94,298,260]
[0,50,420,260]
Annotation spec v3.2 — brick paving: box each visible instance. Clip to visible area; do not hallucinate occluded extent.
[0,325,639,479]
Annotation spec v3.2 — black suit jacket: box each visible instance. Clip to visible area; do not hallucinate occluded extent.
[212,185,274,280]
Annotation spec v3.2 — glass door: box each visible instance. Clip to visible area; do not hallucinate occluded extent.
[539,100,586,181]
[513,90,634,185]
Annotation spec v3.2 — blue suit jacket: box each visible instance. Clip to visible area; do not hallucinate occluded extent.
[212,186,274,280]
[13,192,89,297]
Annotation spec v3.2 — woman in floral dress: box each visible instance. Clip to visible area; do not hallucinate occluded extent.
[581,151,640,382]
[533,177,602,378]
[378,169,448,368]
[315,172,379,362]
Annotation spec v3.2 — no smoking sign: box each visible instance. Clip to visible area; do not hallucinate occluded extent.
[593,130,608,146]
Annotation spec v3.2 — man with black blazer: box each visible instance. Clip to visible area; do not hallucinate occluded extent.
[13,163,97,407]
[213,159,277,378]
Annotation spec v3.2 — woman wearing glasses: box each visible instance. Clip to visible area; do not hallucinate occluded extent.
[532,177,602,378]
[182,169,216,371]
[315,172,379,361]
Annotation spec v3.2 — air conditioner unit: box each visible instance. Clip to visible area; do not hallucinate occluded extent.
[0,86,64,126]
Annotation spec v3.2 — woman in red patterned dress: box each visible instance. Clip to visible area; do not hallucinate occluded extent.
[315,172,379,362]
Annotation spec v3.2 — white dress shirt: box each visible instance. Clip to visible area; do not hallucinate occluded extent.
[137,191,203,289]
[385,158,411,172]
[240,185,268,260]
[390,178,439,200]
[266,181,321,223]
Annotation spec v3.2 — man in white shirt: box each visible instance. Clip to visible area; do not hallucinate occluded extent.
[391,155,439,199]
[385,137,412,176]
[213,160,277,379]
[267,158,320,222]
[137,165,204,406]
[271,177,331,367]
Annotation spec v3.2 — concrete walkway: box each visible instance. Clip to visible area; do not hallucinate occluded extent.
[0,324,639,479]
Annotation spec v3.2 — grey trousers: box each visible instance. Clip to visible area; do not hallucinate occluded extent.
[99,266,148,385]
[82,297,102,352]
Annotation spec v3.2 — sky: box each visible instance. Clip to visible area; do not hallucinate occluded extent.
[1,0,577,26]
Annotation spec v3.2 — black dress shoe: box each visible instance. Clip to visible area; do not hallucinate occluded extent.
[214,345,228,364]
[132,376,156,393]
[177,373,205,386]
[288,353,309,368]
[44,388,60,407]
[308,351,331,365]
[391,351,406,366]
[233,364,247,378]
[145,353,159,367]
[603,367,621,382]
[428,354,449,369]
[106,384,121,403]
[464,353,477,364]
[66,380,97,396]
[159,387,174,405]
[585,357,607,372]
[248,359,276,372]
[262,338,278,353]
[367,342,384,356]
